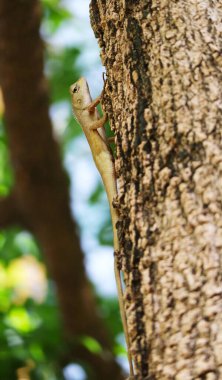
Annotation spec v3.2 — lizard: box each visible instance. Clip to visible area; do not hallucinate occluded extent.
[70,77,134,378]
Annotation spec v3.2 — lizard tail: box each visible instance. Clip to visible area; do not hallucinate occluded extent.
[102,173,134,377]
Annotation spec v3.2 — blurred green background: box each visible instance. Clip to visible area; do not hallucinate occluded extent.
[0,0,126,379]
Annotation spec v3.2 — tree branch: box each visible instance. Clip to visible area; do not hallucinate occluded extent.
[0,194,22,228]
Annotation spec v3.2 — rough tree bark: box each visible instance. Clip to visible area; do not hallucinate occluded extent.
[90,1,222,379]
[0,1,124,379]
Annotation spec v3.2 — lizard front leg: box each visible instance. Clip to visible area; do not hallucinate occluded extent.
[84,94,108,130]
[89,113,108,130]
[86,95,101,113]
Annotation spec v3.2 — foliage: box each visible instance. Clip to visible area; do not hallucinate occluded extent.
[41,0,72,34]
[0,0,124,379]
[0,1,74,378]
[0,228,63,380]
[0,118,14,195]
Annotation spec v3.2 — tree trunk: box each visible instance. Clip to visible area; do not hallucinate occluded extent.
[90,1,222,379]
[0,1,124,379]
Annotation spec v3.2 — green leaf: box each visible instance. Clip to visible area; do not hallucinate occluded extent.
[41,0,59,6]
[5,308,41,333]
[0,131,14,194]
[41,0,72,34]
[14,231,40,257]
[88,182,104,204]
[29,343,45,361]
[98,219,113,246]
[96,296,122,338]
[113,343,127,356]
[61,109,83,152]
[80,336,102,354]
[0,288,12,312]
[0,228,41,263]
[47,47,81,103]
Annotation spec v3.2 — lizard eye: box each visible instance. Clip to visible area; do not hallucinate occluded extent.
[73,85,79,93]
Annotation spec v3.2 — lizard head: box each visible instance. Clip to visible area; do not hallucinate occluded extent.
[70,77,91,109]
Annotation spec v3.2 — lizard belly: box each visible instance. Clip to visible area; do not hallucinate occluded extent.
[94,150,114,176]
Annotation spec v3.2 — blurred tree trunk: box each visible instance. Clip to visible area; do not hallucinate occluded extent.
[0,1,124,379]
[90,1,222,379]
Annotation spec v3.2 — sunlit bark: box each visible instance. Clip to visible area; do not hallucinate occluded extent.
[90,1,222,378]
